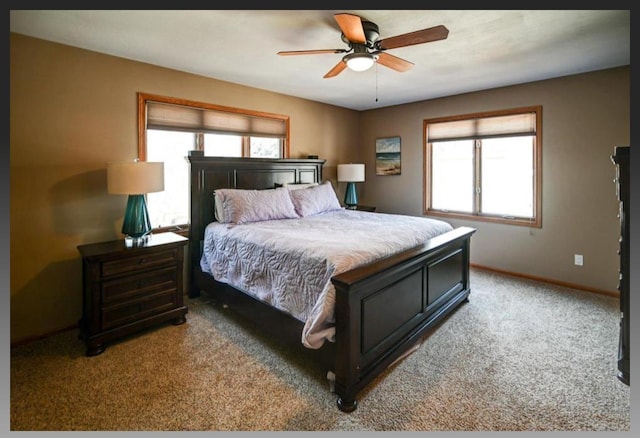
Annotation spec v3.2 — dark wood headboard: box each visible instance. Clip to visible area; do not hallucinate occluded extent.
[187,154,326,282]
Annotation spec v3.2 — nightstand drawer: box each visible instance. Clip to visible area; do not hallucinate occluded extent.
[102,266,177,304]
[102,291,178,330]
[101,249,178,277]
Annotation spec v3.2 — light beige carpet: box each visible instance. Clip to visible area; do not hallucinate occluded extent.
[10,268,630,431]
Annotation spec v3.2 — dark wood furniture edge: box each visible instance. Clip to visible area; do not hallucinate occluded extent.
[611,145,629,385]
[187,155,476,411]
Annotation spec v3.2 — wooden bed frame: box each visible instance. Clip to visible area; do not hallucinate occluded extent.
[188,154,476,412]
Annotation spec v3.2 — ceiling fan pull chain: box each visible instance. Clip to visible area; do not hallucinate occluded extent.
[375,63,379,102]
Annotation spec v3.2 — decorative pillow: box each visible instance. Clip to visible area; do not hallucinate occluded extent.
[284,182,319,190]
[215,188,299,224]
[288,180,342,217]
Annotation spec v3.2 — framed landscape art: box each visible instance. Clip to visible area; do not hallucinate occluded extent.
[375,136,401,175]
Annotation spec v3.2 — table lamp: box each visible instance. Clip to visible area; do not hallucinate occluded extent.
[107,159,164,242]
[337,163,365,209]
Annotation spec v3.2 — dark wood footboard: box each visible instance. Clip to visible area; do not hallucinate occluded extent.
[188,155,476,412]
[331,226,475,412]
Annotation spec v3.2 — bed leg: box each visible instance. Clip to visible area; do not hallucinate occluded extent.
[328,371,357,412]
[337,397,357,413]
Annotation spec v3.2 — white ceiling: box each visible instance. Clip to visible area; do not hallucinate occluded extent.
[9,10,631,111]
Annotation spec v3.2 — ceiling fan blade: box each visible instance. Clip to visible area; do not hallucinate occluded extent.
[376,52,414,72]
[278,49,347,56]
[334,13,366,43]
[378,25,449,50]
[323,60,347,78]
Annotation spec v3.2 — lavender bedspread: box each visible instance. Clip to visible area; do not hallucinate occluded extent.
[200,209,453,349]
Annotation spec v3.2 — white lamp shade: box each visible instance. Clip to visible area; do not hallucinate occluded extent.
[337,163,365,182]
[107,160,164,195]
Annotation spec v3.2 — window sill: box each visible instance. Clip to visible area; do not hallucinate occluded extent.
[152,224,189,238]
[426,210,541,228]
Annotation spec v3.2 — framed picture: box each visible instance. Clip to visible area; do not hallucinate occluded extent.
[375,136,401,175]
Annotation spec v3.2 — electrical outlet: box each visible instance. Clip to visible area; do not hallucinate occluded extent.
[574,254,584,266]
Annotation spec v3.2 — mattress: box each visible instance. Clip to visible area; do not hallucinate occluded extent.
[200,208,453,348]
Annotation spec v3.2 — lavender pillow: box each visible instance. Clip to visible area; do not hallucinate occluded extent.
[284,182,318,190]
[215,188,299,224]
[289,180,342,217]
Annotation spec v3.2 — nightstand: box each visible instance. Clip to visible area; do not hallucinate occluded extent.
[355,205,376,212]
[77,232,188,356]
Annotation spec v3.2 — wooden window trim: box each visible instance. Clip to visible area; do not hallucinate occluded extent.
[424,106,542,228]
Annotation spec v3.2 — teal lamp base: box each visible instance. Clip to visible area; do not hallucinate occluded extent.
[121,194,152,240]
[344,182,358,209]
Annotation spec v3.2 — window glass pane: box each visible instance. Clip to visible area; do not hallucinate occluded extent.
[250,136,281,158]
[481,137,534,218]
[431,140,474,212]
[146,129,194,228]
[203,133,242,156]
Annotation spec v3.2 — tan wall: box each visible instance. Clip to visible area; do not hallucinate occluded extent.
[359,66,630,293]
[9,34,360,344]
[10,33,629,344]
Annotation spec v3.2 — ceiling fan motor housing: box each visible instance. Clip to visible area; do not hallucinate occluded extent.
[341,20,380,49]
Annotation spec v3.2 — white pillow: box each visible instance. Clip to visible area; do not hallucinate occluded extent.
[288,180,342,217]
[215,188,299,224]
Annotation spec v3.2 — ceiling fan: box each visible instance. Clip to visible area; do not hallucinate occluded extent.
[277,13,449,78]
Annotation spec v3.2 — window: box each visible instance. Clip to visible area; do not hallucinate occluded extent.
[425,106,541,227]
[137,93,290,231]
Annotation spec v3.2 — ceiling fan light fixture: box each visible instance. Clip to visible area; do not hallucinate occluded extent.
[344,52,377,72]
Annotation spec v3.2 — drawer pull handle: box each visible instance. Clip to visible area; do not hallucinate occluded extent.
[138,258,147,265]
